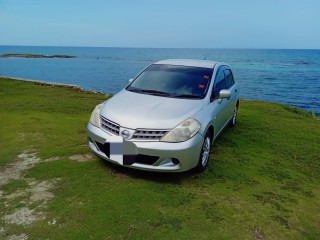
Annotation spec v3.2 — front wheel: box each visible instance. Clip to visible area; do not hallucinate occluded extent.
[195,131,212,173]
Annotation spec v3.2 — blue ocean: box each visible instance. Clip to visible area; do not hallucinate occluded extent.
[0,46,319,114]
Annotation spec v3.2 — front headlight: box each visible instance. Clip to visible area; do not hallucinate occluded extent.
[160,118,201,143]
[90,103,104,127]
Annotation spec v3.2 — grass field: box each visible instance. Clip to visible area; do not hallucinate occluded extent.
[0,77,319,239]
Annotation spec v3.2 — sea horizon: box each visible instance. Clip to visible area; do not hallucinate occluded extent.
[1,46,319,114]
[1,44,320,51]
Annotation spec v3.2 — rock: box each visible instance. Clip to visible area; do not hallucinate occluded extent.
[0,53,76,58]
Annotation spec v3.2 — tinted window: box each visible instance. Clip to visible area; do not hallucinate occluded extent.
[212,67,226,99]
[225,69,234,89]
[127,64,213,99]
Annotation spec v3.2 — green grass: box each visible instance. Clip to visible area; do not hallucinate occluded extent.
[0,77,319,239]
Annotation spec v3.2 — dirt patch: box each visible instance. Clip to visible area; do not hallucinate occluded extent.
[43,156,60,162]
[69,154,93,162]
[7,233,29,240]
[2,178,57,222]
[0,151,58,237]
[252,228,265,240]
[2,207,44,225]
[0,152,40,186]
[3,190,26,201]
[48,218,57,225]
[29,180,55,203]
[3,179,56,204]
[1,226,29,240]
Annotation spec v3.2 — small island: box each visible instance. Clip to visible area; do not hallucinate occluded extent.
[0,53,76,58]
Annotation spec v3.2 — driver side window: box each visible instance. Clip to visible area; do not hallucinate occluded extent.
[211,67,226,100]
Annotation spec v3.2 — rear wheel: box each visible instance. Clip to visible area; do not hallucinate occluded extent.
[229,105,238,127]
[195,131,212,172]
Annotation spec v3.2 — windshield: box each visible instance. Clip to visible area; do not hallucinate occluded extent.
[126,64,213,99]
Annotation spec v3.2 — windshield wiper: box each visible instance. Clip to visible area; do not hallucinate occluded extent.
[128,88,202,99]
[127,87,141,93]
[139,89,171,96]
[171,93,202,99]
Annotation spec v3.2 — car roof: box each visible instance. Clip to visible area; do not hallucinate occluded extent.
[154,59,224,69]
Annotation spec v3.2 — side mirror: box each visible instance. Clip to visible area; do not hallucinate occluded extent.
[128,78,134,84]
[218,89,231,103]
[219,89,231,99]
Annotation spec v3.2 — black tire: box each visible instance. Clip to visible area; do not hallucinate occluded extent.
[228,105,238,127]
[195,131,212,173]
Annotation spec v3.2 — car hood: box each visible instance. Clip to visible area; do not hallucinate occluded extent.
[100,90,205,129]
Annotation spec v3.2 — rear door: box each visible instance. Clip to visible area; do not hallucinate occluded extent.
[224,68,237,119]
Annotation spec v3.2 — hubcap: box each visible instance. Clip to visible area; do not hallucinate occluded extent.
[201,137,211,166]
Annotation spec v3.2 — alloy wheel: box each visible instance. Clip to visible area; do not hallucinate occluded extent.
[201,136,211,166]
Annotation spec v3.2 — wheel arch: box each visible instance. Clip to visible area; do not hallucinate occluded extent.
[206,125,214,143]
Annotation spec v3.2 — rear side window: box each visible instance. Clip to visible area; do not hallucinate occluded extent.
[224,69,234,89]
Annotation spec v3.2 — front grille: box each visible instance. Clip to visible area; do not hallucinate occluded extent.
[99,116,169,141]
[132,129,169,140]
[100,116,120,135]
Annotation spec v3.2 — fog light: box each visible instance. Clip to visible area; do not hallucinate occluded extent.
[172,158,180,165]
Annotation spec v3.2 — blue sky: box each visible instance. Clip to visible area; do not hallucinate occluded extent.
[1,0,319,49]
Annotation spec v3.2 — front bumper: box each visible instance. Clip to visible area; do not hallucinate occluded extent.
[87,123,204,172]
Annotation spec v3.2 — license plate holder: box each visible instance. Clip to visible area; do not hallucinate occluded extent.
[103,138,138,166]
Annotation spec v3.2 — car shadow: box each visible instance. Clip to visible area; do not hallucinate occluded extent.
[97,157,195,184]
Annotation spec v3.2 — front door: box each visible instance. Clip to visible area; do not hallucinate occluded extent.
[211,66,229,136]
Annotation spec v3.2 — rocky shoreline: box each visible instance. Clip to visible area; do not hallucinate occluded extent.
[0,76,109,95]
[0,76,82,90]
[0,53,76,58]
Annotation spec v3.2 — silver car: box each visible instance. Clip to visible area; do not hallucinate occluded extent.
[87,59,239,172]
